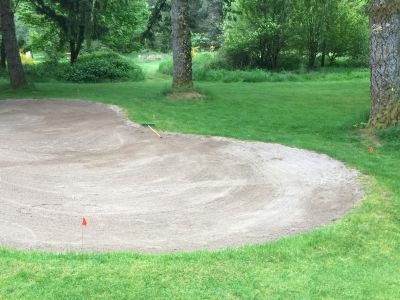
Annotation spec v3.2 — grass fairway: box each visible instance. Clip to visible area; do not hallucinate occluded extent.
[0,67,400,299]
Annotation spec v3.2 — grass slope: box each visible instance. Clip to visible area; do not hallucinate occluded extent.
[0,66,399,299]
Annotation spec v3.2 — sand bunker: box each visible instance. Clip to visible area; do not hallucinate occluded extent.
[0,100,362,253]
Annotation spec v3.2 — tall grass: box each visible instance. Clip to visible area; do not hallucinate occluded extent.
[158,52,369,83]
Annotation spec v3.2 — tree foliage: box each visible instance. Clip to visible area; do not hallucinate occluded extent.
[222,0,368,70]
[143,0,227,52]
[20,0,148,63]
[223,0,292,69]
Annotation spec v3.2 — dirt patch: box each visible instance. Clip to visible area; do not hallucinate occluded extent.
[166,91,205,100]
[0,99,363,253]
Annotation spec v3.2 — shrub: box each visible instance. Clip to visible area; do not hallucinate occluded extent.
[278,53,304,71]
[64,52,144,83]
[23,51,145,83]
[24,62,68,82]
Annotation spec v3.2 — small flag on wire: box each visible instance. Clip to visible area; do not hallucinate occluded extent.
[81,217,87,252]
[369,147,374,153]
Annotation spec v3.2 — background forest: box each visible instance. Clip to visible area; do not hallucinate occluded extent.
[0,0,369,85]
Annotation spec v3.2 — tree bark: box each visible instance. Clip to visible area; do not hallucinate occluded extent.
[141,0,168,41]
[171,0,192,88]
[69,26,85,64]
[369,1,400,127]
[307,47,317,69]
[306,29,318,70]
[70,41,78,64]
[320,41,326,67]
[0,36,6,70]
[0,0,27,88]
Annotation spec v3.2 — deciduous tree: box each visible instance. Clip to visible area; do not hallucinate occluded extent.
[26,0,148,63]
[223,0,292,69]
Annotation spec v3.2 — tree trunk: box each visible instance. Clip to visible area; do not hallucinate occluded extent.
[0,36,6,70]
[369,1,400,127]
[307,35,318,69]
[307,25,318,69]
[321,42,326,67]
[69,39,83,64]
[207,0,223,47]
[86,0,97,51]
[308,49,317,69]
[171,0,192,88]
[0,0,27,89]
[69,27,85,64]
[70,41,78,64]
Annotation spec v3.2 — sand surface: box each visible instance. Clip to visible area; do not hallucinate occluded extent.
[0,99,362,253]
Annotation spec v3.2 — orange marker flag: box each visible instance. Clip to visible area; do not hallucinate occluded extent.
[82,217,87,226]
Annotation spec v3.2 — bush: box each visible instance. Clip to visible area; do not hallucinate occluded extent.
[278,53,304,71]
[64,52,144,83]
[22,51,145,83]
[24,62,68,82]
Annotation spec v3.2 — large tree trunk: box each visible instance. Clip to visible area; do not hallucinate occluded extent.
[369,1,400,127]
[0,0,27,89]
[171,0,192,88]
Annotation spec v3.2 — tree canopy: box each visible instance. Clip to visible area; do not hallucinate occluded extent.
[20,0,148,63]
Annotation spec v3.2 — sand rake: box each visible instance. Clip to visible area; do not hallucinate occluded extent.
[141,123,162,139]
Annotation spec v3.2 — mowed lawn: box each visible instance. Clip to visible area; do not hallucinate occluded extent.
[0,72,400,299]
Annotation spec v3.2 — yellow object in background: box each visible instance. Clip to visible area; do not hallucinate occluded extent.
[191,48,197,58]
[20,50,34,65]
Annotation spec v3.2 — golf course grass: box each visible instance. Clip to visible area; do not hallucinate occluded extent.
[0,62,399,299]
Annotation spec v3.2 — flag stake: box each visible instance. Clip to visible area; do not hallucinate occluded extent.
[81,226,83,252]
[81,217,87,252]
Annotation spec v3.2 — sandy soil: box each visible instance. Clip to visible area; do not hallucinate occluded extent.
[0,99,363,253]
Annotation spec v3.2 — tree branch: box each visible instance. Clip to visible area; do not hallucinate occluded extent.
[141,0,168,41]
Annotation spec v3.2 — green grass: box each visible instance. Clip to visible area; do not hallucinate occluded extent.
[0,69,400,299]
